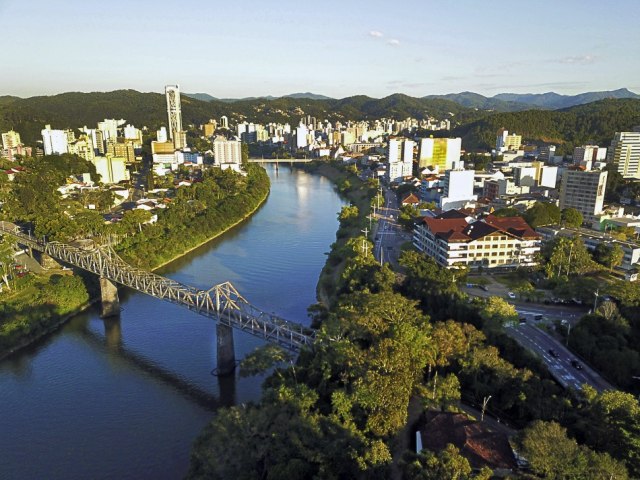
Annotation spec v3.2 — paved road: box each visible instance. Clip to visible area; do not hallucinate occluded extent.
[372,186,412,269]
[505,322,613,392]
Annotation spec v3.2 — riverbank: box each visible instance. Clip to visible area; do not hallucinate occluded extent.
[298,161,376,307]
[0,165,271,359]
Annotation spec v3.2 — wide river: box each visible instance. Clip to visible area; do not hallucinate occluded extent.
[0,164,346,480]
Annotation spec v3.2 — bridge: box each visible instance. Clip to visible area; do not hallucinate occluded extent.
[0,221,315,374]
[248,157,314,164]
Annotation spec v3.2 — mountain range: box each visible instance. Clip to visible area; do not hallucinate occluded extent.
[185,88,639,112]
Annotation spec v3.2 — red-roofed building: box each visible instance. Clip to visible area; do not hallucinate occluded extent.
[413,210,540,269]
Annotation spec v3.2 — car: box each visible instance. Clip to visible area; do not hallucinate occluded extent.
[548,349,560,358]
[571,360,583,370]
[534,314,544,321]
[479,285,489,292]
[519,317,527,324]
[507,292,516,299]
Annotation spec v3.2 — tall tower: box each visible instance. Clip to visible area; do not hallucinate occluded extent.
[165,85,182,143]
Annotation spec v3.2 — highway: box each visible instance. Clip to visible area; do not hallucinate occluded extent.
[505,320,613,392]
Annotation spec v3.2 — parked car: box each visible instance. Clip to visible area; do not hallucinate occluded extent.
[507,292,516,299]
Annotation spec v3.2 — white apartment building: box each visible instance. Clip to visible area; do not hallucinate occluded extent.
[439,168,477,210]
[41,125,69,155]
[413,211,541,269]
[559,169,608,223]
[92,156,129,184]
[607,131,640,179]
[386,138,413,183]
[213,136,242,169]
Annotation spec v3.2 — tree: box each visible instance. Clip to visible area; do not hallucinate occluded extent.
[401,444,490,480]
[518,420,628,480]
[479,297,518,331]
[0,235,14,291]
[524,202,561,228]
[561,207,583,227]
[594,243,624,271]
[543,236,600,278]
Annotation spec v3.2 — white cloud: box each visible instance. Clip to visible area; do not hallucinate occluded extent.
[554,54,596,65]
[388,39,400,46]
[369,30,383,38]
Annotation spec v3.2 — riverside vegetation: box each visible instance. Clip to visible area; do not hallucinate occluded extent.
[0,154,270,357]
[187,163,636,480]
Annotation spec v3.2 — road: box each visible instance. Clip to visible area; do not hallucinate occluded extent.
[372,186,411,269]
[505,321,613,392]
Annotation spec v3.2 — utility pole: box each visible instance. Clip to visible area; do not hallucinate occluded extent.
[361,228,369,257]
[593,288,599,312]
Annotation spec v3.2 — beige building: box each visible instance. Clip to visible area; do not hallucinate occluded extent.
[607,131,640,179]
[413,211,541,269]
[559,169,607,223]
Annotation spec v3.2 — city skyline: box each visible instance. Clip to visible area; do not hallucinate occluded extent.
[2,0,640,99]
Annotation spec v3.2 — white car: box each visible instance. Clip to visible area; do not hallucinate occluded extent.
[507,292,516,299]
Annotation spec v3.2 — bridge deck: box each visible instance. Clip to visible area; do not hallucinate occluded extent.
[0,221,314,351]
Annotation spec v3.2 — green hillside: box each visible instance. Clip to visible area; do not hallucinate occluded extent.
[453,98,640,153]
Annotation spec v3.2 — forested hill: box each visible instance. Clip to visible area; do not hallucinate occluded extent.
[0,90,485,145]
[451,98,640,153]
[1,90,639,152]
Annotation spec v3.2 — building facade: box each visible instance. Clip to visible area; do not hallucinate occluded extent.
[413,212,540,269]
[607,131,640,179]
[559,169,608,223]
[418,137,461,170]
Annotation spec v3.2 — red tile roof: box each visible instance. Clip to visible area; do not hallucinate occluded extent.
[484,215,540,239]
[419,412,517,470]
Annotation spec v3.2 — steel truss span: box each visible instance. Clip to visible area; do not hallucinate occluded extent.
[0,222,314,351]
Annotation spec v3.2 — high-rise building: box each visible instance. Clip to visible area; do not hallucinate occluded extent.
[439,167,477,210]
[165,84,183,144]
[41,125,69,155]
[418,137,461,170]
[2,130,21,150]
[91,156,130,184]
[559,169,608,223]
[107,139,136,163]
[219,116,229,129]
[607,131,640,179]
[386,138,413,182]
[296,122,308,149]
[213,136,242,167]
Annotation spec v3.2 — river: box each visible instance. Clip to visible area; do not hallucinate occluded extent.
[0,164,346,480]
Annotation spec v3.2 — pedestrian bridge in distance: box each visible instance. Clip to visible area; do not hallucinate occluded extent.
[0,221,315,374]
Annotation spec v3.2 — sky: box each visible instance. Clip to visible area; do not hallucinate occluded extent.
[1,0,639,99]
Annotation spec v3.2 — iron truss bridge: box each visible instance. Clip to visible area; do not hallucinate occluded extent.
[0,221,315,351]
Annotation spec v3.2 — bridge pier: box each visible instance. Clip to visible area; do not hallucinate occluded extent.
[34,251,60,269]
[216,324,236,376]
[100,277,120,318]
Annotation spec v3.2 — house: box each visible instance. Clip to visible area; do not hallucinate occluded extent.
[402,193,421,206]
[413,210,540,270]
[416,412,517,474]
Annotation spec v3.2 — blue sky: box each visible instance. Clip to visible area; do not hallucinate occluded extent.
[1,0,639,99]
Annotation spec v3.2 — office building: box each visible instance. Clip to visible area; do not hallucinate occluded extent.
[496,129,521,153]
[559,169,608,223]
[418,137,461,170]
[573,145,607,166]
[607,131,640,179]
[295,122,308,149]
[513,166,537,187]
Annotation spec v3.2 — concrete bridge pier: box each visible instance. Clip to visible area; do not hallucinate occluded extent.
[34,251,60,269]
[100,277,120,318]
[216,324,236,376]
